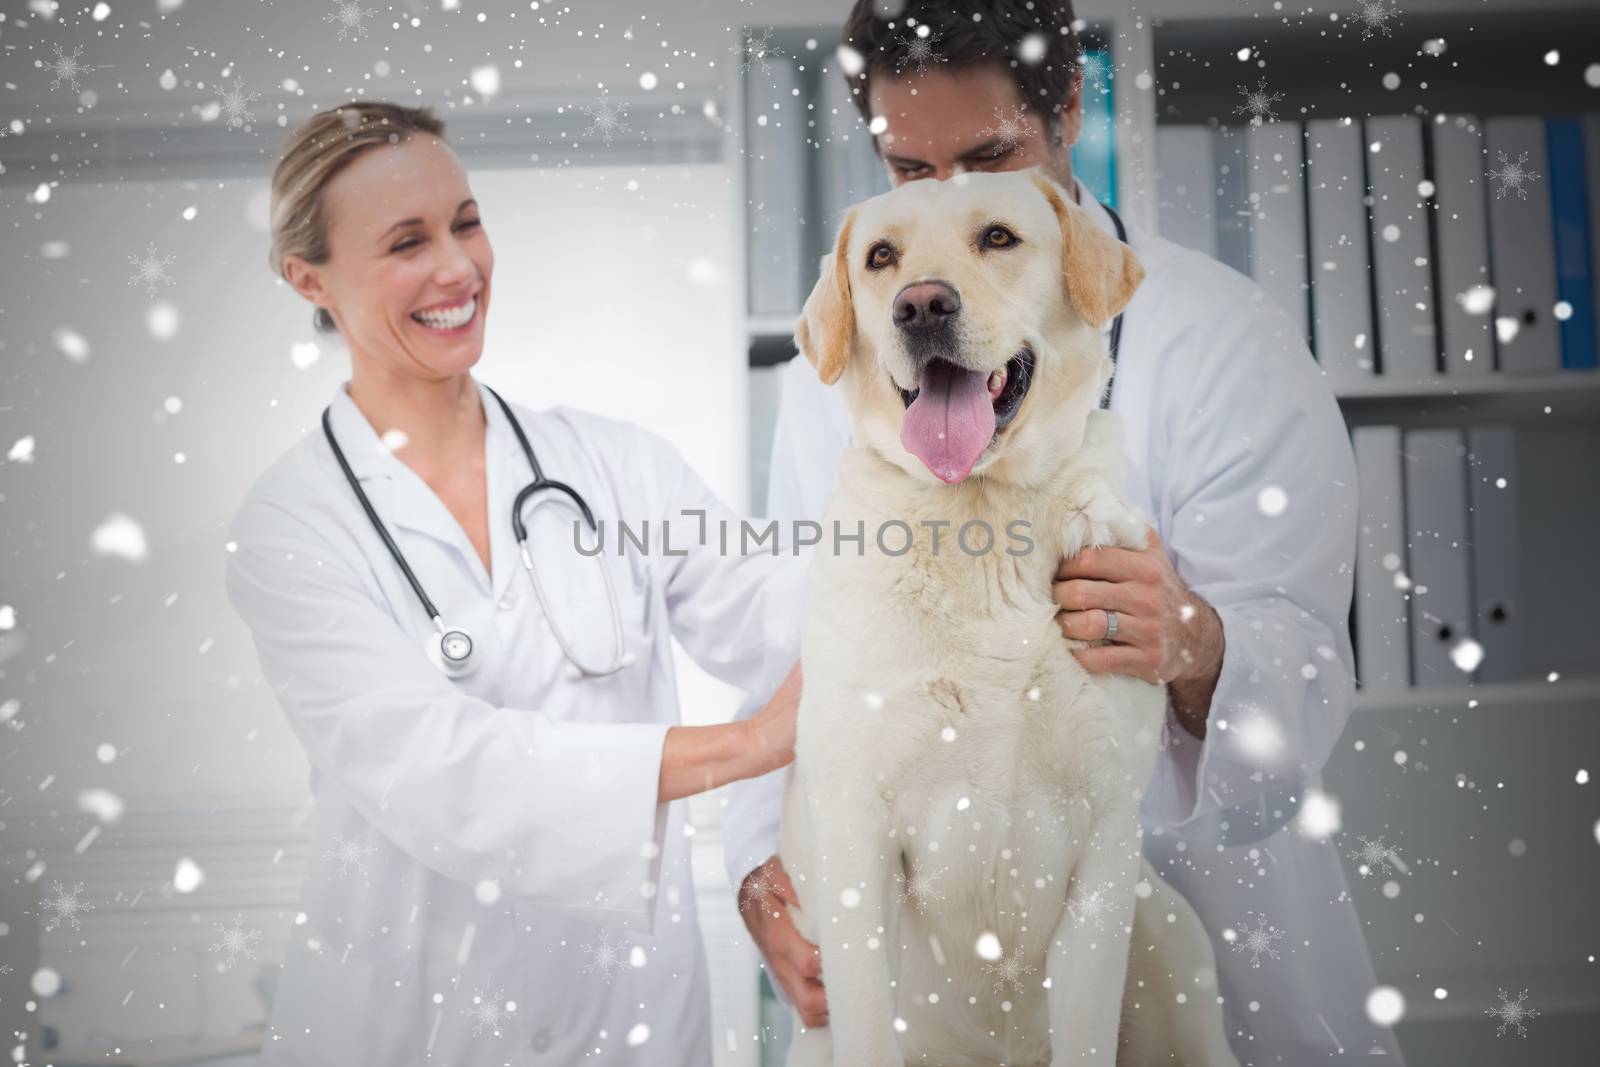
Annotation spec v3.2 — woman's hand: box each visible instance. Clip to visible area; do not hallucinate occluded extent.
[746,660,802,775]
[739,855,827,1028]
[657,660,802,803]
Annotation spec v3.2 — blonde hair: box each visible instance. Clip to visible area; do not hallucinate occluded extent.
[268,101,447,330]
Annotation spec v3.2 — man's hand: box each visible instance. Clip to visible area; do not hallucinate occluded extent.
[1053,527,1225,737]
[738,855,827,1028]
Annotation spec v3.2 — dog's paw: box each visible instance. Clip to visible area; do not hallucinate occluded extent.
[1061,487,1149,558]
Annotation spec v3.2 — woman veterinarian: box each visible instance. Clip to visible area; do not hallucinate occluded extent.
[225,101,802,1065]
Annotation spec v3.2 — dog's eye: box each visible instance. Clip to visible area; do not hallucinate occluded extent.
[982,225,1019,249]
[866,242,897,271]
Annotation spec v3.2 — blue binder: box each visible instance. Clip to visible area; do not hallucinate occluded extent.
[1547,118,1597,369]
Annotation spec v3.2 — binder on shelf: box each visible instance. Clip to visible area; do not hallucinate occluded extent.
[1366,115,1437,379]
[1546,118,1597,370]
[1071,51,1118,209]
[1465,426,1524,683]
[1403,429,1475,688]
[1305,117,1376,388]
[1484,116,1562,372]
[1155,125,1219,259]
[1352,426,1410,692]
[1431,115,1497,376]
[1587,114,1600,341]
[1245,120,1310,341]
[1212,125,1252,277]
[745,55,807,318]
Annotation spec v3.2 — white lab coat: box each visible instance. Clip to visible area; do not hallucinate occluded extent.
[224,378,801,1066]
[722,185,1406,1064]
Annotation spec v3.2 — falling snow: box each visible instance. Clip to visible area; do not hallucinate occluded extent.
[1233,79,1285,126]
[323,834,376,877]
[1230,914,1283,968]
[42,880,93,932]
[981,105,1032,152]
[324,0,377,42]
[895,859,945,914]
[739,863,782,914]
[580,928,628,982]
[981,946,1037,994]
[738,28,785,76]
[1347,835,1403,878]
[1352,0,1401,40]
[1066,880,1116,930]
[465,987,510,1037]
[1076,51,1111,96]
[1485,988,1539,1037]
[215,78,260,129]
[579,95,629,144]
[898,33,945,75]
[209,914,261,968]
[47,43,89,93]
[1486,151,1541,200]
[128,244,176,297]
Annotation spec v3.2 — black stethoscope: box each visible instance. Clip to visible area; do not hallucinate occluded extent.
[321,384,632,680]
[1101,201,1128,411]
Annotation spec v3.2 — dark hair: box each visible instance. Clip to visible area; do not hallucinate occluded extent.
[840,0,1082,141]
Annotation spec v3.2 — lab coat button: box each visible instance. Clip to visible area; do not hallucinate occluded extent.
[498,594,516,611]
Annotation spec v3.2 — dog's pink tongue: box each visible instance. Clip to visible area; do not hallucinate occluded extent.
[900,361,996,484]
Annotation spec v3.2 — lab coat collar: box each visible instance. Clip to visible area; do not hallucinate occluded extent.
[324,378,524,604]
[1071,175,1122,244]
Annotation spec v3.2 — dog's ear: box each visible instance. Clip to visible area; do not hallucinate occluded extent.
[1030,171,1144,330]
[794,207,858,386]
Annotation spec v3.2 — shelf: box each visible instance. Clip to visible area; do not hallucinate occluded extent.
[747,313,798,340]
[1335,370,1600,426]
[1353,677,1600,715]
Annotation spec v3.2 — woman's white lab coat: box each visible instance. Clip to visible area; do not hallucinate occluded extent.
[224,379,800,1065]
[721,185,1407,1065]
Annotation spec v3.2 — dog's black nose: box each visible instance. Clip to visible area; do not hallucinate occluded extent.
[893,281,961,334]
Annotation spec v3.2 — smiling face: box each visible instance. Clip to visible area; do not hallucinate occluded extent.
[282,134,492,379]
[795,169,1143,488]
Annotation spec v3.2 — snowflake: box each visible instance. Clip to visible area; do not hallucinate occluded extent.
[42,880,94,932]
[1485,988,1539,1037]
[981,946,1037,995]
[1486,151,1541,200]
[1347,835,1402,878]
[1229,914,1283,969]
[323,834,376,877]
[981,105,1032,152]
[1352,0,1401,39]
[1076,51,1111,96]
[738,28,786,76]
[578,95,629,145]
[1233,79,1284,126]
[128,243,176,296]
[47,43,89,93]
[215,78,260,129]
[580,928,629,983]
[209,914,261,969]
[1065,879,1116,931]
[324,0,377,42]
[895,859,945,914]
[897,32,945,75]
[0,963,11,975]
[464,986,510,1037]
[739,863,784,914]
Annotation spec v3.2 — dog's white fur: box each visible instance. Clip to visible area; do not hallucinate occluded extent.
[779,170,1239,1067]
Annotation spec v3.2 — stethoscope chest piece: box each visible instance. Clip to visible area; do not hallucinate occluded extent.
[427,625,479,678]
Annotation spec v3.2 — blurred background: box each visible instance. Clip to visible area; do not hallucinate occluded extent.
[1,0,1598,1064]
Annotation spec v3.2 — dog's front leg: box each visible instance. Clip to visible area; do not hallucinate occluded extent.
[1046,807,1141,1067]
[800,768,901,1067]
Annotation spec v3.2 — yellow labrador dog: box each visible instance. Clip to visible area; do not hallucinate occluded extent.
[778,169,1238,1067]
